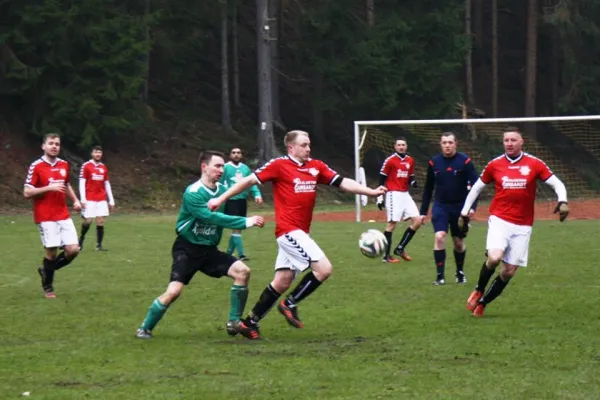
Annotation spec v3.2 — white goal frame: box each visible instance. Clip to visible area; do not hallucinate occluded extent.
[354,115,600,222]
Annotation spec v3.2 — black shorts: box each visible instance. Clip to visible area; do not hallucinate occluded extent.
[224,199,248,217]
[169,236,238,285]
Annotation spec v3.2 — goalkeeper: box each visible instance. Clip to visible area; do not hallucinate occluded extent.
[457,128,569,318]
[419,132,479,286]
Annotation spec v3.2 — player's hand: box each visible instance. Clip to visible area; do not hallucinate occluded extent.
[554,201,569,222]
[372,186,387,197]
[468,209,475,218]
[207,198,222,211]
[419,215,427,225]
[376,195,385,210]
[410,180,419,188]
[47,182,66,193]
[457,214,470,237]
[109,204,115,212]
[250,215,265,228]
[80,200,87,210]
[72,200,82,212]
[255,197,263,206]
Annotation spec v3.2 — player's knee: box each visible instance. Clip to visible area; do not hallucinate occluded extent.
[411,218,423,230]
[487,254,502,267]
[434,231,446,245]
[385,222,396,232]
[64,245,80,259]
[312,259,333,281]
[272,270,294,292]
[453,237,465,251]
[163,283,184,304]
[96,217,105,226]
[501,263,518,279]
[230,262,251,283]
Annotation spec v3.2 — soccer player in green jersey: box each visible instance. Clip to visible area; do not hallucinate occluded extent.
[135,151,265,339]
[220,147,263,260]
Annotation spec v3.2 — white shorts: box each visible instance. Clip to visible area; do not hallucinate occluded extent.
[83,200,109,218]
[385,191,420,222]
[275,230,325,273]
[37,219,79,248]
[486,215,533,267]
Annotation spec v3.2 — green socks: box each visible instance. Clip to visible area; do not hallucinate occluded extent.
[140,299,168,331]
[227,235,235,255]
[227,234,245,256]
[228,284,249,321]
[232,234,244,256]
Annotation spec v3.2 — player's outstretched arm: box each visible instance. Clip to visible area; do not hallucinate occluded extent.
[544,175,569,221]
[190,196,264,229]
[208,175,259,211]
[339,178,386,197]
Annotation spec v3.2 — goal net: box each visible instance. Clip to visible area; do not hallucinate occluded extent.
[354,116,600,222]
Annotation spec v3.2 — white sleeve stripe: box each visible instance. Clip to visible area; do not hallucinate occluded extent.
[328,174,341,185]
[24,184,34,188]
[253,173,263,185]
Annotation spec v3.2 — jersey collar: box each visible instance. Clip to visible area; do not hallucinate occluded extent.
[394,152,407,160]
[504,152,524,164]
[286,155,305,166]
[41,155,59,166]
[89,159,102,166]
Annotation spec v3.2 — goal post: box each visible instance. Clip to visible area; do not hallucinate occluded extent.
[354,115,600,222]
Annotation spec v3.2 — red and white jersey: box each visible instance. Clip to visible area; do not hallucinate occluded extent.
[480,153,553,226]
[380,153,415,192]
[24,157,71,223]
[80,160,109,201]
[254,156,340,237]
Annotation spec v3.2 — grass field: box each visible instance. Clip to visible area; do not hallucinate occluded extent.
[1,214,599,399]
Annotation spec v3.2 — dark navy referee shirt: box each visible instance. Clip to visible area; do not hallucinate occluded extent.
[420,152,479,215]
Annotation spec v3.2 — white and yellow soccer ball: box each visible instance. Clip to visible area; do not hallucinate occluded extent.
[358,229,388,258]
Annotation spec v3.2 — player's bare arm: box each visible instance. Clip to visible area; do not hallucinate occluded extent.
[23,182,66,199]
[208,174,259,211]
[457,178,487,235]
[66,183,82,211]
[339,178,387,197]
[544,175,569,221]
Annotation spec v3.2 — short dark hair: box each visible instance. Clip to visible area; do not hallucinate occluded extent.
[441,131,456,140]
[92,145,103,152]
[198,150,225,166]
[395,136,407,143]
[504,126,520,133]
[43,133,60,143]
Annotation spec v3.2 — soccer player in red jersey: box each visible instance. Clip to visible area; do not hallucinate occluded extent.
[23,133,83,298]
[458,128,569,317]
[377,136,424,263]
[78,145,116,251]
[207,130,386,339]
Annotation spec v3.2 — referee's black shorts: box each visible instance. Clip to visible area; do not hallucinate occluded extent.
[224,199,248,217]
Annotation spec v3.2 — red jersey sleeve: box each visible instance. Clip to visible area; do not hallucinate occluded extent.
[25,162,39,188]
[104,166,110,182]
[480,160,495,184]
[80,163,91,180]
[535,158,553,181]
[379,156,392,176]
[316,160,340,185]
[254,158,281,183]
[408,158,415,176]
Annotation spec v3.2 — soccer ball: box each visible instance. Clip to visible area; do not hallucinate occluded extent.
[358,229,388,258]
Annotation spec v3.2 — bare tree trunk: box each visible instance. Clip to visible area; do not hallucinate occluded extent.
[366,0,375,26]
[491,0,498,117]
[465,0,475,107]
[232,5,240,108]
[269,0,285,130]
[525,0,538,136]
[474,0,483,49]
[549,27,559,115]
[220,0,232,133]
[142,0,150,101]
[257,0,277,162]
